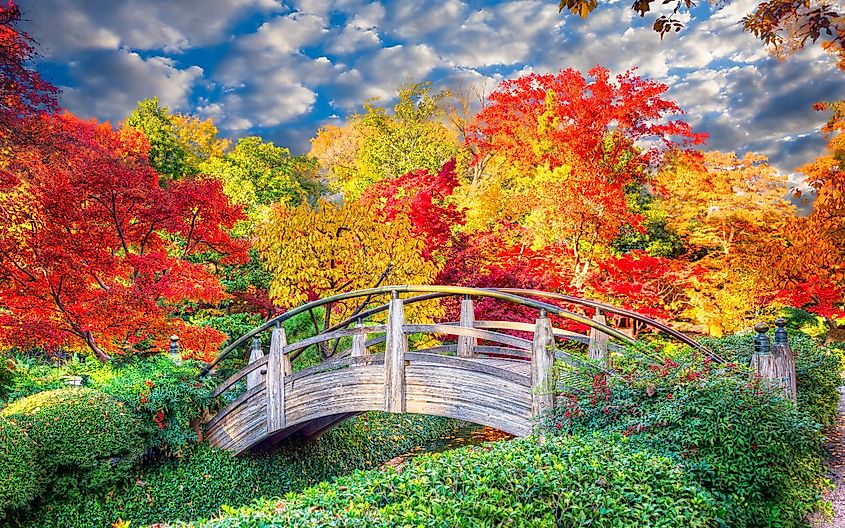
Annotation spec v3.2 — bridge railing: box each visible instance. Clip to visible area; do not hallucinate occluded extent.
[201,285,720,378]
[203,286,721,437]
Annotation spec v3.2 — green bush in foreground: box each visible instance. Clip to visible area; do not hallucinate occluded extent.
[6,356,215,452]
[553,353,829,528]
[167,434,717,528]
[11,413,464,528]
[0,416,40,518]
[1,388,149,498]
[700,330,844,427]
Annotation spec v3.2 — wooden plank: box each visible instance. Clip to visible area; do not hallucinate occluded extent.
[384,296,407,413]
[588,312,609,366]
[266,327,288,433]
[457,297,477,357]
[403,324,532,350]
[282,325,385,356]
[531,315,555,416]
[211,356,268,398]
[246,336,265,389]
[206,383,265,431]
[404,352,530,386]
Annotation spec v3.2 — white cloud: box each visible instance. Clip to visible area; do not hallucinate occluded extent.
[20,0,283,56]
[60,50,203,123]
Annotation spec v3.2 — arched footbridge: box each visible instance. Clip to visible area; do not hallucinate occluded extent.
[202,286,719,454]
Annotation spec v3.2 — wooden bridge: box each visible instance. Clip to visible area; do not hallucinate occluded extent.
[202,286,716,454]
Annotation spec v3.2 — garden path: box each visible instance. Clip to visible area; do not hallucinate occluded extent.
[813,387,845,527]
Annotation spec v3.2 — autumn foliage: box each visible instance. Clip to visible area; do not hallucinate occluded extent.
[0,0,842,362]
[0,114,247,361]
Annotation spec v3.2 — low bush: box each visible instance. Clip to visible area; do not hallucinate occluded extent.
[551,352,829,528]
[1,388,149,498]
[700,330,844,427]
[0,416,40,518]
[11,412,465,527]
[167,434,717,528]
[5,356,215,452]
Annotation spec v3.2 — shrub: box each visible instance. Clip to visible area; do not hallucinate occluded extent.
[6,356,215,452]
[551,354,829,528]
[12,413,466,527]
[1,388,149,497]
[168,435,717,528]
[0,416,40,518]
[701,330,844,427]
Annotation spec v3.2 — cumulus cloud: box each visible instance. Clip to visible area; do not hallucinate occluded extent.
[20,0,282,56]
[21,0,844,169]
[60,50,203,123]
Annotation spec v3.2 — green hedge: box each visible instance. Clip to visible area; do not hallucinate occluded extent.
[551,352,830,528]
[5,356,215,452]
[1,388,149,498]
[10,413,465,527]
[0,416,40,518]
[700,330,844,426]
[167,434,717,528]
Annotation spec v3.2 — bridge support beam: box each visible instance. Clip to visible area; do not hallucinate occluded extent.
[267,326,289,433]
[457,296,477,358]
[531,312,555,416]
[384,295,407,413]
[588,310,609,367]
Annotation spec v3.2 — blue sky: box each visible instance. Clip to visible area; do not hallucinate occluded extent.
[18,0,845,184]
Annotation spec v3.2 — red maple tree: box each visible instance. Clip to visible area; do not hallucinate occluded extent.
[0,114,248,361]
[0,0,58,146]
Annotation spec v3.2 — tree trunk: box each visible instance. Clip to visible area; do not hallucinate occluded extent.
[825,317,845,343]
[83,331,112,362]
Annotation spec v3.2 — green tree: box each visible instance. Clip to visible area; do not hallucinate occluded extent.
[124,98,193,180]
[311,82,458,198]
[199,136,321,228]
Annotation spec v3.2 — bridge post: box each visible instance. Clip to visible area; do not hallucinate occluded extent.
[267,326,288,433]
[457,296,477,357]
[753,320,797,401]
[352,319,367,358]
[531,310,556,416]
[384,293,407,413]
[247,336,265,389]
[588,309,610,367]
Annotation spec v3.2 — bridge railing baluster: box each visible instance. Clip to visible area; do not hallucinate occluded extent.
[352,318,367,358]
[384,293,407,413]
[588,309,610,367]
[531,310,556,416]
[267,326,288,433]
[457,295,477,358]
[246,336,265,390]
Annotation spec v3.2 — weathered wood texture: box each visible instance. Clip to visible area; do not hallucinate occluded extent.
[246,337,264,389]
[352,321,367,357]
[457,297,477,357]
[266,327,287,433]
[384,297,407,413]
[588,312,609,366]
[531,315,556,415]
[751,321,797,401]
[206,352,535,454]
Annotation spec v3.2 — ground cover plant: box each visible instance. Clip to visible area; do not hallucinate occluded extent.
[166,434,719,528]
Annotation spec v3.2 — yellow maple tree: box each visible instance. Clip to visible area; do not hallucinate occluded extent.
[256,199,442,354]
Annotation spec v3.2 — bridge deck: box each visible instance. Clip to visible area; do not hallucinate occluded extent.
[206,353,535,454]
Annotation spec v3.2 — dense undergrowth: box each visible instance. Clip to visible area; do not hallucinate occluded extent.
[0,323,842,528]
[0,354,464,527]
[160,327,842,528]
[170,434,718,528]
